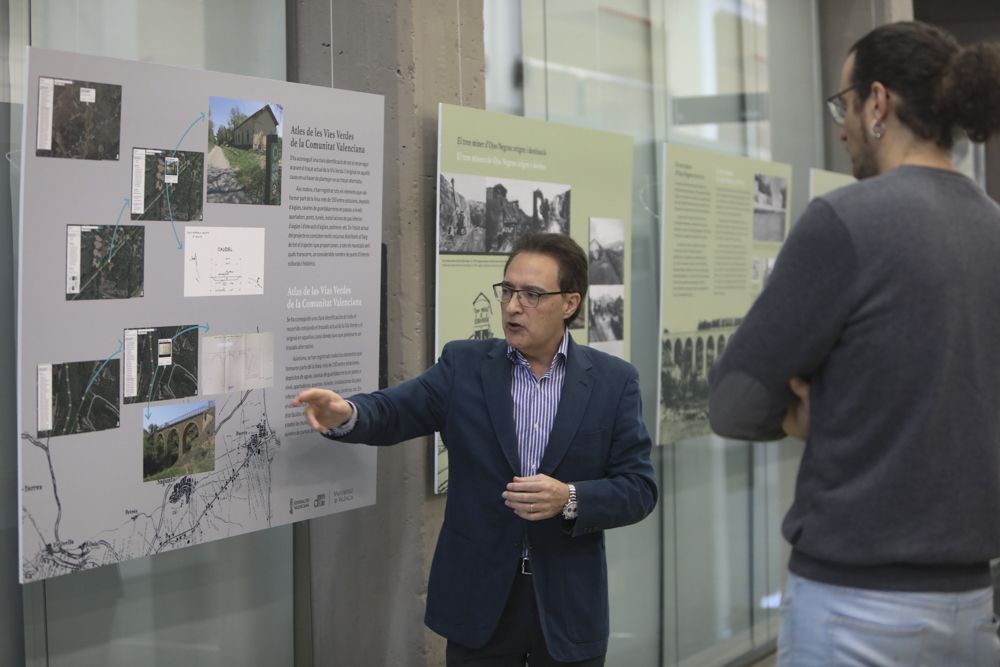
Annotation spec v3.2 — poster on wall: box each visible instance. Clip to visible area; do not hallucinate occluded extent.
[434,103,634,493]
[809,167,854,198]
[656,144,792,446]
[17,48,385,582]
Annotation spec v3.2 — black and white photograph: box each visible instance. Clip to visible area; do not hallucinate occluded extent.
[588,286,624,358]
[764,256,777,285]
[469,291,496,340]
[439,173,570,254]
[588,217,625,285]
[438,172,487,253]
[752,173,788,242]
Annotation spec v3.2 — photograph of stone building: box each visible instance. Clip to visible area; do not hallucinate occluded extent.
[207,97,283,205]
[470,291,495,340]
[232,105,280,151]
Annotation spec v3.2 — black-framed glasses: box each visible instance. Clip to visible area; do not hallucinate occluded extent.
[825,84,860,125]
[492,282,569,308]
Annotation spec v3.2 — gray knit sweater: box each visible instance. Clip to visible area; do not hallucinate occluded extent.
[709,166,1000,591]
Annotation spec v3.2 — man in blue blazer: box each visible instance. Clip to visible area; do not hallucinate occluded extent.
[294,233,657,665]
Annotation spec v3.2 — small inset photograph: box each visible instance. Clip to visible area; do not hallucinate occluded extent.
[587,286,624,358]
[131,148,205,221]
[468,291,497,341]
[36,77,122,160]
[66,224,144,300]
[123,324,201,405]
[202,331,274,395]
[752,173,788,242]
[588,285,624,344]
[207,97,283,205]
[37,359,120,438]
[164,157,180,183]
[764,256,777,285]
[142,401,216,482]
[439,174,570,254]
[438,173,486,253]
[588,217,625,285]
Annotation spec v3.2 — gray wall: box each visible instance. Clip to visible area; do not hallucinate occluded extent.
[289,1,484,664]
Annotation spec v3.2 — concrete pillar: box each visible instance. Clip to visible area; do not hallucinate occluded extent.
[288,1,484,665]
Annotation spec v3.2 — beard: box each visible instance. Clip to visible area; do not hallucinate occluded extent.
[851,124,880,179]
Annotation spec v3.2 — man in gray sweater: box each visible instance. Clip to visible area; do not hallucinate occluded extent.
[709,22,1000,666]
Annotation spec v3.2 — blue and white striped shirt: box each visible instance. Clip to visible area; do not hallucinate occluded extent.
[507,333,569,476]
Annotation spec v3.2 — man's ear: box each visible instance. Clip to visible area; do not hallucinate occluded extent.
[564,292,582,320]
[869,81,890,124]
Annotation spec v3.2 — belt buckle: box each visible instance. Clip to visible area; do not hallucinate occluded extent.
[520,557,532,575]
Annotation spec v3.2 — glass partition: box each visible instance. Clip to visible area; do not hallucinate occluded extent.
[487,1,824,664]
[1,3,26,665]
[5,2,293,665]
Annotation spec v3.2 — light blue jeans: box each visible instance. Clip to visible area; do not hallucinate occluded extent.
[778,573,1000,666]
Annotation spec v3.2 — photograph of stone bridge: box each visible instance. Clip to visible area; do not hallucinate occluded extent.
[142,401,216,482]
[660,319,741,444]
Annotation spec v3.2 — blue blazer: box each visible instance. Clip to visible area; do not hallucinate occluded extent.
[335,336,657,662]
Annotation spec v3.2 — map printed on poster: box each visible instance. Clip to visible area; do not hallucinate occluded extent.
[434,104,634,493]
[131,147,204,221]
[17,48,384,582]
[65,224,145,300]
[656,144,792,446]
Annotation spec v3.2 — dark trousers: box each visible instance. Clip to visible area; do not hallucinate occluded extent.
[445,565,606,667]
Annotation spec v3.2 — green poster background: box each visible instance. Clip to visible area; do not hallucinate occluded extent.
[809,167,855,198]
[657,143,792,445]
[434,104,634,493]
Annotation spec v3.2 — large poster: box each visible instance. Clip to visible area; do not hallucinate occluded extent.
[434,104,634,493]
[18,48,384,582]
[809,167,854,198]
[657,144,792,445]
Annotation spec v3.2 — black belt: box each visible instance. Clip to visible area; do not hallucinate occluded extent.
[519,557,532,575]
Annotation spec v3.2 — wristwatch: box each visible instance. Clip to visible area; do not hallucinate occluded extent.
[561,483,578,520]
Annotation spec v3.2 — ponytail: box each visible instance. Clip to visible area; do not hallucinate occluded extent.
[851,21,1000,148]
[938,42,1000,144]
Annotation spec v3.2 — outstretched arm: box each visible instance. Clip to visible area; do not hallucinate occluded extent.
[292,387,353,432]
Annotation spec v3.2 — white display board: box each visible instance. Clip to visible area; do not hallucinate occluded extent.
[17,48,384,582]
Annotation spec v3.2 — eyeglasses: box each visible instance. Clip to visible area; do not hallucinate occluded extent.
[825,84,860,125]
[492,282,570,308]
